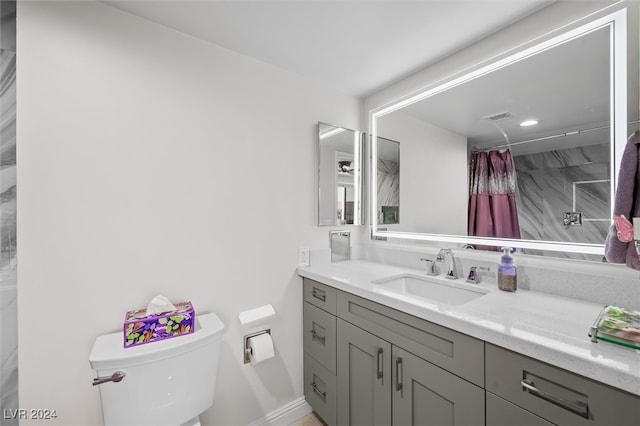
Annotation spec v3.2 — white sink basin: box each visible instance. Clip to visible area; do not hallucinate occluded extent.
[372,273,488,306]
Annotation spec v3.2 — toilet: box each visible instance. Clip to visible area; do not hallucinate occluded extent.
[89,312,225,426]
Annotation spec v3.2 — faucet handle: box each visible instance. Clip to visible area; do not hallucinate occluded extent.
[420,257,438,276]
[466,266,490,284]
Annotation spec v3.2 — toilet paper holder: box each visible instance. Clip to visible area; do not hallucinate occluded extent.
[243,329,271,364]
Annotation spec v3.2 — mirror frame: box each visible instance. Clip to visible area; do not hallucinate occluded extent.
[369,9,627,255]
[317,121,365,226]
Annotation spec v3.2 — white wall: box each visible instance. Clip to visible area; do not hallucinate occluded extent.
[17,2,361,425]
[378,112,467,234]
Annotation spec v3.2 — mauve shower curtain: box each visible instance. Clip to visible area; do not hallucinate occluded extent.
[468,149,521,247]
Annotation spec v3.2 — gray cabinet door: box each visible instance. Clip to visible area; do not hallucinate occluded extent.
[392,346,484,426]
[337,318,391,426]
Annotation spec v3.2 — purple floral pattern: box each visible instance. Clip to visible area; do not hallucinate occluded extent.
[124,301,194,348]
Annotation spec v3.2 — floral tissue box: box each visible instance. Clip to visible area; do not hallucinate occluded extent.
[124,301,195,348]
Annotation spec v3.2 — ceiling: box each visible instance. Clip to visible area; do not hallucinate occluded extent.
[394,24,612,153]
[103,0,555,98]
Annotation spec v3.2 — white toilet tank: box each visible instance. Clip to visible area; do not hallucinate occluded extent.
[89,312,224,426]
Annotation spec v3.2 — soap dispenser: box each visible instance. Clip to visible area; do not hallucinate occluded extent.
[498,247,517,292]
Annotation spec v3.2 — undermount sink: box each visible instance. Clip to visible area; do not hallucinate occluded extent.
[372,273,488,306]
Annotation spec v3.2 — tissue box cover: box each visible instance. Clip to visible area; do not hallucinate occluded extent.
[124,301,195,348]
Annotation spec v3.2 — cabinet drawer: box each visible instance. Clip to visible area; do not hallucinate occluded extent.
[486,344,640,426]
[303,278,337,315]
[304,353,336,426]
[337,290,484,386]
[303,301,337,374]
[486,392,554,426]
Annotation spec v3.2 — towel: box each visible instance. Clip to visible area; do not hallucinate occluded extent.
[604,132,640,270]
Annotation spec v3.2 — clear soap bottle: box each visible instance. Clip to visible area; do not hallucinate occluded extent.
[498,247,517,292]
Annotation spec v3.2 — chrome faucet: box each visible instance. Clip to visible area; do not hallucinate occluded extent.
[466,266,490,284]
[419,257,438,276]
[436,249,457,279]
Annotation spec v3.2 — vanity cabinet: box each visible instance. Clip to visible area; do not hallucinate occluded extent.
[304,278,484,425]
[303,278,640,425]
[486,344,640,426]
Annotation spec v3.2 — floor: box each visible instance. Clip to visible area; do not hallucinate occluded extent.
[290,412,325,426]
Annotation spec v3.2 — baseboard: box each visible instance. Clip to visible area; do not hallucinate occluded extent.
[248,396,312,426]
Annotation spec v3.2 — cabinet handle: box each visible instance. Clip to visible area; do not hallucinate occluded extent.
[376,348,383,379]
[311,288,326,302]
[312,381,327,402]
[310,329,325,345]
[395,357,403,391]
[521,379,589,419]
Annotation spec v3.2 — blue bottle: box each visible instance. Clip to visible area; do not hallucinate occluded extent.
[498,247,517,292]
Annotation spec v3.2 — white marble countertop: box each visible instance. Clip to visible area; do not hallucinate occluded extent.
[298,260,640,396]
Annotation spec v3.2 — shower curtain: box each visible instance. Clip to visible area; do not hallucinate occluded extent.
[468,149,521,247]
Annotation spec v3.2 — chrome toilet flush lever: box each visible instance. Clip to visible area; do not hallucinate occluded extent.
[92,371,126,386]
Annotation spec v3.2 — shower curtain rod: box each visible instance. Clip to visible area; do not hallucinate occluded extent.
[473,120,640,151]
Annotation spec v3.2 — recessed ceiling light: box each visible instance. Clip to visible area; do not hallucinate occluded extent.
[520,119,539,127]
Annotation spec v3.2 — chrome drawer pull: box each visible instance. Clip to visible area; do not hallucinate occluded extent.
[395,357,403,391]
[310,329,326,345]
[376,348,384,379]
[312,381,327,402]
[521,379,589,419]
[311,288,326,302]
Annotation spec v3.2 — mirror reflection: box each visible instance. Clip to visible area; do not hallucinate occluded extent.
[373,11,638,259]
[377,137,400,225]
[318,122,364,226]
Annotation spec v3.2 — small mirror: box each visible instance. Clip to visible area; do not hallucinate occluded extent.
[377,137,400,225]
[318,122,364,226]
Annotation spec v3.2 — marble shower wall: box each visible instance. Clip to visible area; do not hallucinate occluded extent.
[377,159,399,209]
[514,143,609,260]
[0,1,17,423]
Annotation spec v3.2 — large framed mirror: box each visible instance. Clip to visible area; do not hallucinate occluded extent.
[370,8,638,259]
[318,122,364,226]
